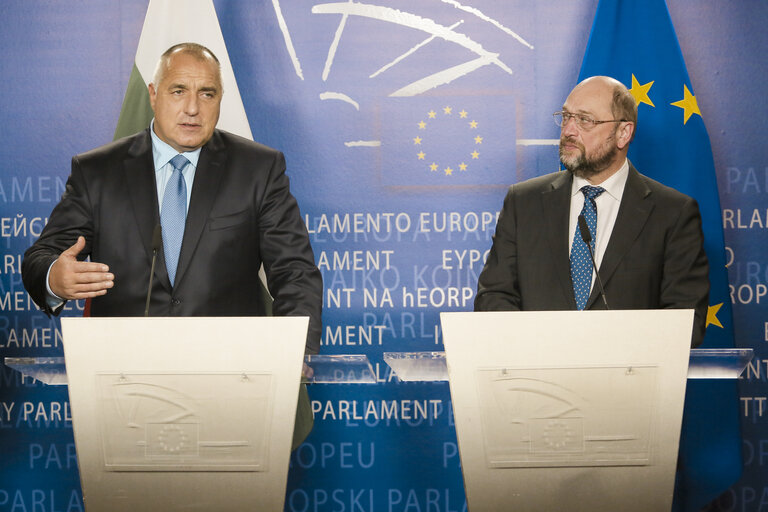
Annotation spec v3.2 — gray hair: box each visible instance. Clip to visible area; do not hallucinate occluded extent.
[611,82,638,142]
[151,42,222,91]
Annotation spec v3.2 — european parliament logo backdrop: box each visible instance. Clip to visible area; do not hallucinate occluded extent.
[1,1,767,511]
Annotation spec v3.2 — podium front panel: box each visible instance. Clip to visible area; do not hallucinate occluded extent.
[62,316,308,512]
[95,372,273,471]
[441,310,693,512]
[475,365,658,468]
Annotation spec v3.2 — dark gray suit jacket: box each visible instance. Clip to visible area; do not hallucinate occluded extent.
[474,164,709,346]
[22,128,323,353]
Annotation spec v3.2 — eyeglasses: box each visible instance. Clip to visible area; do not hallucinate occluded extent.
[553,111,628,131]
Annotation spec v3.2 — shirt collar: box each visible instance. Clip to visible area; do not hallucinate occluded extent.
[150,119,202,172]
[571,158,630,201]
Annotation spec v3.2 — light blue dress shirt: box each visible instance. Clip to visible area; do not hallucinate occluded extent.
[150,120,201,212]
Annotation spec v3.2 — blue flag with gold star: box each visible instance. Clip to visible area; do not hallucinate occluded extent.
[578,0,740,510]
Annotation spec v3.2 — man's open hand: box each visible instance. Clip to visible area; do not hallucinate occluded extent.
[49,236,114,300]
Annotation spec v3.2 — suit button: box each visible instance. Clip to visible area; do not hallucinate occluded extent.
[171,298,181,306]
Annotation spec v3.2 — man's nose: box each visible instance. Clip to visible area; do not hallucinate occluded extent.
[183,94,199,115]
[561,115,579,137]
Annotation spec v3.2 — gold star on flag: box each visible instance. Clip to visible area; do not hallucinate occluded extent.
[459,162,468,171]
[469,120,478,129]
[427,110,436,119]
[417,151,425,160]
[430,163,438,172]
[418,120,426,129]
[413,136,422,145]
[443,106,452,115]
[671,84,701,124]
[471,150,480,159]
[706,303,724,329]
[474,135,483,144]
[629,74,654,107]
[444,167,453,176]
[459,110,468,118]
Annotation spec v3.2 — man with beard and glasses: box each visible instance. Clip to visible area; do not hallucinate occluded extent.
[474,75,709,346]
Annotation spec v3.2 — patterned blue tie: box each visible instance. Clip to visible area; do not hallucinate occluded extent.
[570,185,605,310]
[161,154,189,286]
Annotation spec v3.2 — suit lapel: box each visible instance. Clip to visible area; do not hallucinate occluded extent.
[174,131,227,287]
[586,164,653,308]
[124,130,171,290]
[541,171,578,308]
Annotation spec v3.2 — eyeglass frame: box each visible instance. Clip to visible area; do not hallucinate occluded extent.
[553,110,630,131]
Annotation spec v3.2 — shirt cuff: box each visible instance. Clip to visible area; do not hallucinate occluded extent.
[45,259,65,309]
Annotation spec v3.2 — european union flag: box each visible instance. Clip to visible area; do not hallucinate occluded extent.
[578,1,740,510]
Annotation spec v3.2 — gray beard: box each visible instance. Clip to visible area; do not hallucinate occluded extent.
[559,137,618,179]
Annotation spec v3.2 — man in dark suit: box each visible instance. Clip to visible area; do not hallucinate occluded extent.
[22,43,322,443]
[475,76,709,346]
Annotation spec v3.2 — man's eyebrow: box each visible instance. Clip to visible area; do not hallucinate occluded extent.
[199,85,219,94]
[562,107,595,116]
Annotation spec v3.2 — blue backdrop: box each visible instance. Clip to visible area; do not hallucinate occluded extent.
[1,1,766,510]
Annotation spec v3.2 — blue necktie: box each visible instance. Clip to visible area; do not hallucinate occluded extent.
[161,154,189,286]
[570,185,605,310]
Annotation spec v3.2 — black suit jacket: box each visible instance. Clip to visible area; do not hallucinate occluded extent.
[474,164,709,346]
[23,129,323,353]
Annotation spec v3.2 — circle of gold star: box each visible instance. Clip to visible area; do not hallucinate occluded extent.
[413,106,481,176]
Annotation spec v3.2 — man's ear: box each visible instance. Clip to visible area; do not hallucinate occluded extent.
[148,83,157,112]
[616,122,634,150]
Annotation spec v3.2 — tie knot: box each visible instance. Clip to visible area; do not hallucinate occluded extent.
[170,154,189,172]
[581,185,605,201]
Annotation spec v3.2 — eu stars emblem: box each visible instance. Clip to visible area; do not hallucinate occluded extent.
[380,95,515,186]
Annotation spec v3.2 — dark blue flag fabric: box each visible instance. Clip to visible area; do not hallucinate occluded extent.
[578,1,741,509]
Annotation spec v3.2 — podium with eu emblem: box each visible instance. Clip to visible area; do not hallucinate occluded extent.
[438,310,749,512]
[59,316,309,511]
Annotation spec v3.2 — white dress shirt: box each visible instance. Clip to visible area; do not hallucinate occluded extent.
[567,158,630,292]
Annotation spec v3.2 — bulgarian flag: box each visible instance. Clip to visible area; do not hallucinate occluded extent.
[114,0,251,140]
